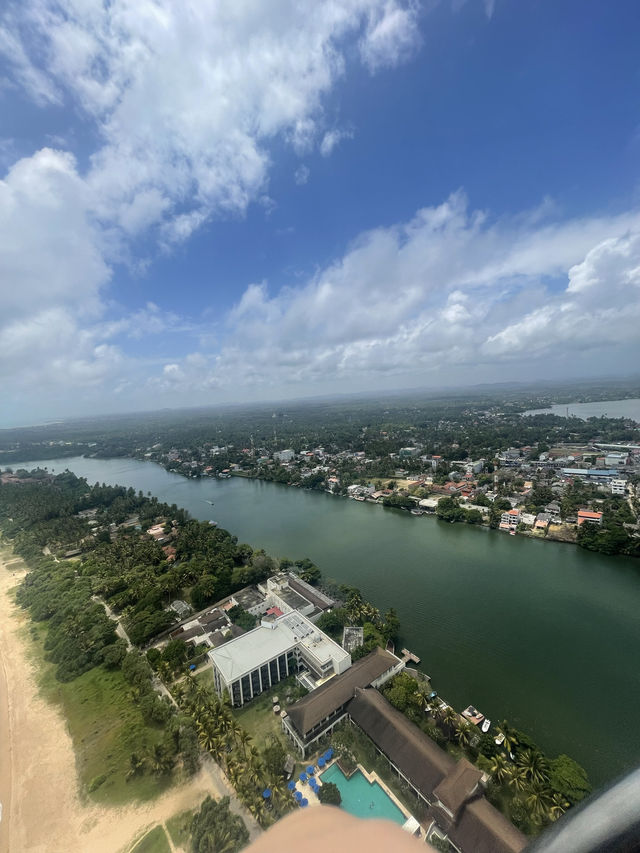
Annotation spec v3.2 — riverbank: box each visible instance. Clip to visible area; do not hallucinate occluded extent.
[0,546,224,853]
[12,455,640,787]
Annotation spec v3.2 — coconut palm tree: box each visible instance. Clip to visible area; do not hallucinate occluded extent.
[428,698,442,719]
[126,751,146,780]
[455,721,475,750]
[157,660,172,684]
[517,749,549,787]
[440,706,458,740]
[237,729,252,757]
[525,785,554,825]
[248,799,268,827]
[198,725,218,753]
[507,765,528,794]
[149,743,174,776]
[495,720,519,755]
[548,792,570,821]
[489,753,511,785]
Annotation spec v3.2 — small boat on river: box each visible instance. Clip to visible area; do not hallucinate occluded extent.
[481,718,491,733]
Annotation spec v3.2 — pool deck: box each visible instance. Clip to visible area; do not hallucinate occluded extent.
[291,757,424,839]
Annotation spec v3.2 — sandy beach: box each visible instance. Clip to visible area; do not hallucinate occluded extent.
[0,549,222,853]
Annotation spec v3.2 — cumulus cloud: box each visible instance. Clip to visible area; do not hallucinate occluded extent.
[360,1,422,72]
[2,0,422,242]
[320,128,354,157]
[0,0,422,414]
[0,148,108,323]
[159,195,640,394]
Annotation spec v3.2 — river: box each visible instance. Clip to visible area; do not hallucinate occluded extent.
[21,455,640,789]
[524,397,640,421]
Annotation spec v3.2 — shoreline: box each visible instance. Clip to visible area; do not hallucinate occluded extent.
[0,546,223,853]
[6,454,633,558]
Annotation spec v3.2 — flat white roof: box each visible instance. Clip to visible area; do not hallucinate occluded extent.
[209,612,348,684]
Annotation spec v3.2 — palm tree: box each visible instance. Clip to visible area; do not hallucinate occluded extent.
[237,729,252,757]
[209,735,226,762]
[548,792,570,821]
[198,725,217,753]
[248,799,267,824]
[201,827,237,853]
[489,753,511,785]
[440,706,458,740]
[428,698,442,719]
[507,765,528,794]
[517,749,549,787]
[126,751,146,780]
[525,785,553,825]
[495,720,519,755]
[157,660,172,684]
[149,743,174,776]
[345,590,365,623]
[455,721,475,750]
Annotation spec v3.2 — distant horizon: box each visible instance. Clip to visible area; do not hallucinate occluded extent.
[3,373,640,432]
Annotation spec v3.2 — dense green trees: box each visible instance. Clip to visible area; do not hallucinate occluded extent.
[190,796,249,853]
[318,781,342,806]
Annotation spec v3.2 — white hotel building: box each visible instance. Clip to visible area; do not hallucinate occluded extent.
[209,611,351,707]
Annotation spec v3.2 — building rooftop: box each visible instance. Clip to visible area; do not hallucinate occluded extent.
[232,587,265,610]
[286,647,400,737]
[349,689,526,853]
[209,611,347,684]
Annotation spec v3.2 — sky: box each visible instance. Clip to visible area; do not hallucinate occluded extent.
[1,0,639,426]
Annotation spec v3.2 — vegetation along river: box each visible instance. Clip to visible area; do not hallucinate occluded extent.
[21,455,640,790]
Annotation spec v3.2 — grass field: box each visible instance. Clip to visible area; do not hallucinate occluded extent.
[165,808,194,848]
[130,825,171,853]
[234,677,305,753]
[29,623,173,806]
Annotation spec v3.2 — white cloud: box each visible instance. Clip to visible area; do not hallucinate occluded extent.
[360,1,422,72]
[0,148,108,324]
[294,165,311,185]
[2,0,422,243]
[158,195,640,395]
[320,128,354,157]
[484,231,640,358]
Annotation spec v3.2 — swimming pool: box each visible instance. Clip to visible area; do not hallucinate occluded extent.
[319,764,406,825]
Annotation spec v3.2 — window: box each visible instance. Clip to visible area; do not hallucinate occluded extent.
[278,654,287,679]
[269,659,279,684]
[241,674,251,700]
[251,669,261,695]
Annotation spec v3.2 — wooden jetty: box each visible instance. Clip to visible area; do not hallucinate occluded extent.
[401,648,421,665]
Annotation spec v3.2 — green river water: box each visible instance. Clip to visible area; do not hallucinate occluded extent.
[20,455,640,789]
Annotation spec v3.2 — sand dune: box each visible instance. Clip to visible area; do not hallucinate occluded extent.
[0,551,222,853]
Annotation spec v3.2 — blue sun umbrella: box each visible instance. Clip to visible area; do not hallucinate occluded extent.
[299,772,307,783]
[300,798,309,807]
[317,756,326,768]
[287,780,296,791]
[262,789,271,799]
[306,765,314,775]
[295,790,303,801]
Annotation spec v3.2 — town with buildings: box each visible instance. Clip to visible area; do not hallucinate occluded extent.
[136,433,640,555]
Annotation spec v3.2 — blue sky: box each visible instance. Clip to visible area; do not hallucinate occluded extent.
[1,0,639,425]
